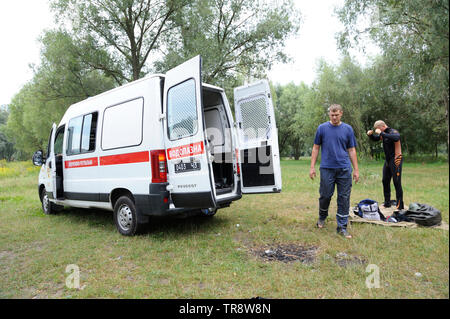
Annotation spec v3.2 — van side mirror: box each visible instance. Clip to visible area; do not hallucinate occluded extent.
[32,150,44,166]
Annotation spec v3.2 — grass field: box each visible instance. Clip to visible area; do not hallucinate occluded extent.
[0,159,448,298]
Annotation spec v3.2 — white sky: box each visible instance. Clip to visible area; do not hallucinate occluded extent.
[0,0,54,106]
[0,0,379,106]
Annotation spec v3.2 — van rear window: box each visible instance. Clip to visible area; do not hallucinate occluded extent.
[167,79,198,140]
[101,98,144,150]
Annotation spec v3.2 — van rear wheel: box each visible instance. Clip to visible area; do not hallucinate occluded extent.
[113,196,145,236]
[200,207,217,217]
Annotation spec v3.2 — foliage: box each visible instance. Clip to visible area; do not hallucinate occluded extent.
[3,0,300,158]
[274,82,311,159]
[0,109,15,160]
[50,0,190,84]
[274,53,448,159]
[155,0,301,102]
[310,57,370,155]
[336,0,449,150]
[4,31,115,157]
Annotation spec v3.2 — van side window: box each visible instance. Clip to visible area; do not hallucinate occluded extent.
[67,112,98,155]
[81,113,98,152]
[102,98,143,150]
[167,79,198,140]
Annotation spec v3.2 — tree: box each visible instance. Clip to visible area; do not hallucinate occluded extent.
[51,0,190,84]
[274,82,310,159]
[155,0,301,101]
[0,109,15,161]
[310,57,371,155]
[337,0,449,152]
[4,31,115,157]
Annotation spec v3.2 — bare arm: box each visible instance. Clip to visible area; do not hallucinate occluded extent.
[309,144,320,180]
[348,147,359,183]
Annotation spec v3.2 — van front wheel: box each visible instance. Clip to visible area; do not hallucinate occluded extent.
[40,187,57,215]
[114,196,144,236]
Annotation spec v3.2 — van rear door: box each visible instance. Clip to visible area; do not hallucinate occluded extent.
[234,80,282,193]
[163,55,217,208]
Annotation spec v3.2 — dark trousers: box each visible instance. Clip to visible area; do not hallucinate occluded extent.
[382,156,403,208]
[319,167,353,229]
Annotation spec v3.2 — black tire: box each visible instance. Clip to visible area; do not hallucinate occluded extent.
[113,196,145,236]
[40,187,58,215]
[200,207,217,217]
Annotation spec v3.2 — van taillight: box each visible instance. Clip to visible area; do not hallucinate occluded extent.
[151,150,167,183]
[235,148,240,176]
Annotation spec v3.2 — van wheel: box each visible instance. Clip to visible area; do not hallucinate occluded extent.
[114,196,144,236]
[40,187,57,215]
[201,207,217,217]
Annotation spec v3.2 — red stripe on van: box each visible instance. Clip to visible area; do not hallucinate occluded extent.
[99,151,150,166]
[65,157,98,169]
[167,141,204,160]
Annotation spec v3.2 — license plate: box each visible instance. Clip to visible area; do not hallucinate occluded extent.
[174,162,201,173]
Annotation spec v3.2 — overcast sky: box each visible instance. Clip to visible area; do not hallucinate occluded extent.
[0,0,378,106]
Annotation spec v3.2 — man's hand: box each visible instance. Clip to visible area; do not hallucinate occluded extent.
[353,170,359,183]
[367,130,373,136]
[309,167,316,180]
[375,128,381,134]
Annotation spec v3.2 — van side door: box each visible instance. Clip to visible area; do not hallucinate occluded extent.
[163,55,217,208]
[48,123,57,199]
[234,80,282,193]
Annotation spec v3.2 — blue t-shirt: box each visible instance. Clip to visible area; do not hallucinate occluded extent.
[314,122,357,169]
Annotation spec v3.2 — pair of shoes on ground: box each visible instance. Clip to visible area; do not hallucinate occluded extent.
[316,219,352,239]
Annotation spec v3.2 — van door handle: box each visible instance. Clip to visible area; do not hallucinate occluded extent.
[48,161,52,169]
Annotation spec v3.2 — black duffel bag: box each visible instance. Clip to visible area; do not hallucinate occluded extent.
[401,203,442,227]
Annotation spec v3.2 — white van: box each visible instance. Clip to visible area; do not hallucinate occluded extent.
[32,56,282,235]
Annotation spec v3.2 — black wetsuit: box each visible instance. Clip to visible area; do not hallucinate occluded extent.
[369,127,404,209]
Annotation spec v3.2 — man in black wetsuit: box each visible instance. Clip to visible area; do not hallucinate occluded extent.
[367,120,404,210]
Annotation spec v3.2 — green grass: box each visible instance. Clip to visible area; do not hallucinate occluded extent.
[0,159,448,298]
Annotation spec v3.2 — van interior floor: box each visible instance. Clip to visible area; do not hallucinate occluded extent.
[212,159,233,195]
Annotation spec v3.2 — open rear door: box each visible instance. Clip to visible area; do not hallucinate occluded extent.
[163,55,217,208]
[234,80,282,193]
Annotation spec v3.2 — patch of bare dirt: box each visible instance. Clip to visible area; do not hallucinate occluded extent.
[253,243,319,264]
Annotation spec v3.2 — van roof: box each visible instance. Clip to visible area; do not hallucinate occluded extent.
[59,73,224,126]
[59,74,164,126]
[70,74,165,108]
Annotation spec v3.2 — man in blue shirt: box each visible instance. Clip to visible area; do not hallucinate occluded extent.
[309,104,359,239]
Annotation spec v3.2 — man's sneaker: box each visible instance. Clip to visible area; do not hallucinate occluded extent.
[337,227,352,239]
[383,201,391,208]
